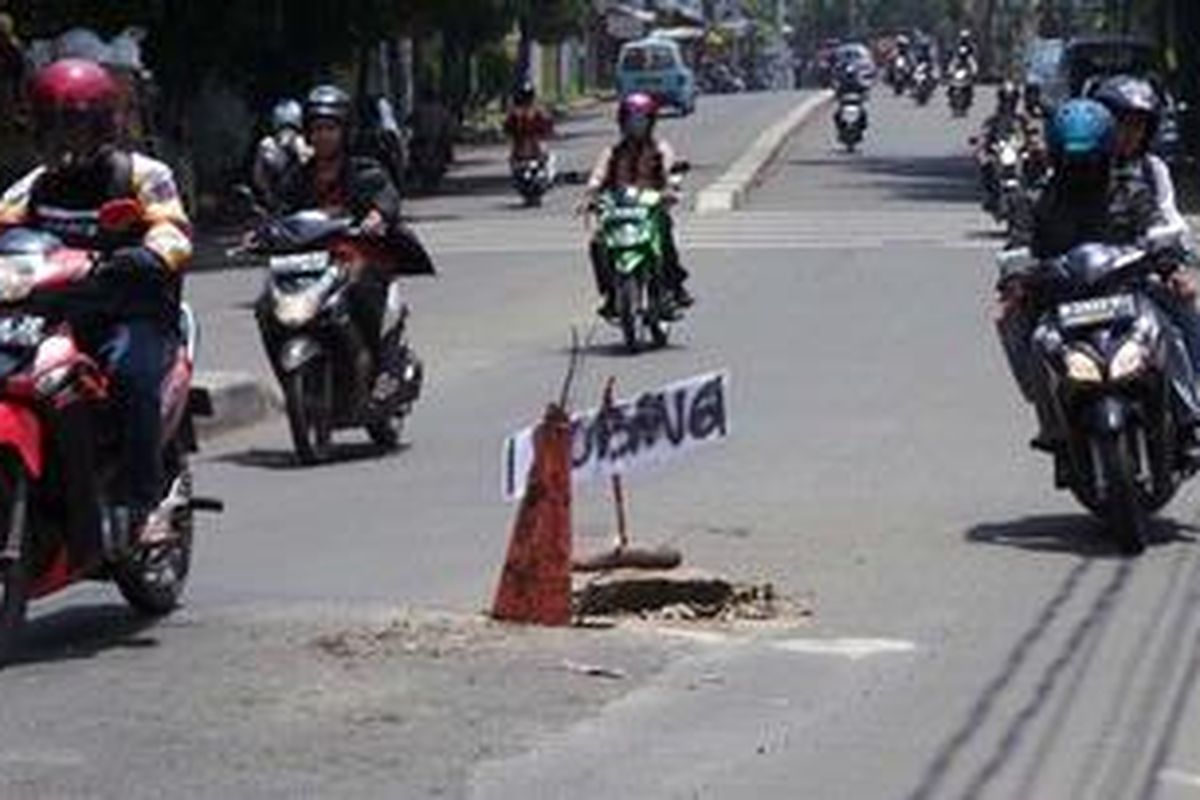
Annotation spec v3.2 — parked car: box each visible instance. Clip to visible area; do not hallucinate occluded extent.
[616,37,697,115]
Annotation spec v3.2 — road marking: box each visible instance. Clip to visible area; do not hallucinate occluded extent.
[772,637,917,661]
[1161,769,1200,789]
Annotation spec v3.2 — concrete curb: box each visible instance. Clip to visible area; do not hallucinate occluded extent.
[695,90,836,214]
[194,370,280,440]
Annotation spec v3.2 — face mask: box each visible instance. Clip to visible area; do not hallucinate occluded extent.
[624,115,651,140]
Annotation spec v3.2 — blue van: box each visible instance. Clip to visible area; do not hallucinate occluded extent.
[616,37,697,116]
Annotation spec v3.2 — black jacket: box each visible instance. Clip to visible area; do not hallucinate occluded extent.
[278,155,434,275]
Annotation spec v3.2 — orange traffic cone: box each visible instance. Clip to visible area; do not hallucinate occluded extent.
[491,404,573,625]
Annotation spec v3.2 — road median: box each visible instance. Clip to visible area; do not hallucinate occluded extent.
[695,90,835,214]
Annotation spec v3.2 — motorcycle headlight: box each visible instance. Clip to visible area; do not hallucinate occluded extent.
[273,287,323,328]
[999,146,1019,167]
[610,223,648,248]
[1109,339,1150,382]
[1065,348,1104,384]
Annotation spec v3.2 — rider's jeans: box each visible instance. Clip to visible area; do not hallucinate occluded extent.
[98,320,169,512]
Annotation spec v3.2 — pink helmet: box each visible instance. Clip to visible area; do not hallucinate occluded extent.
[618,92,658,138]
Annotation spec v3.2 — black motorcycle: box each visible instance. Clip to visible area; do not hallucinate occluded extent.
[911,62,937,106]
[512,155,553,208]
[834,93,868,153]
[998,229,1194,554]
[946,65,974,117]
[243,211,424,464]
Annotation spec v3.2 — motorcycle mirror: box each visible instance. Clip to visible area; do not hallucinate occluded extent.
[996,246,1036,280]
[98,198,143,233]
[670,161,692,175]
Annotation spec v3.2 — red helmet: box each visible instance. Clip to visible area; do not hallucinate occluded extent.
[618,92,658,139]
[30,59,121,164]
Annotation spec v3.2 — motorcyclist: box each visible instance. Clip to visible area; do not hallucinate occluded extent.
[948,29,979,78]
[833,56,870,98]
[0,58,192,549]
[273,84,433,408]
[1091,74,1200,370]
[581,92,692,318]
[504,80,554,167]
[997,98,1200,458]
[953,29,978,72]
[976,81,1038,212]
[251,98,310,212]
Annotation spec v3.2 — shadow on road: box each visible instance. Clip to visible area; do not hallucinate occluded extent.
[216,441,409,471]
[4,604,162,670]
[786,153,982,206]
[966,513,1198,558]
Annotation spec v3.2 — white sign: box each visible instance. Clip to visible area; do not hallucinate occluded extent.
[503,371,730,501]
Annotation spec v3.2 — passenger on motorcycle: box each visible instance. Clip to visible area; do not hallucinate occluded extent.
[581,92,692,318]
[504,81,554,167]
[252,98,310,213]
[0,58,192,546]
[997,98,1200,459]
[275,84,434,407]
[1091,74,1200,372]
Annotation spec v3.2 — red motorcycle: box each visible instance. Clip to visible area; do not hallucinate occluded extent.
[0,199,219,664]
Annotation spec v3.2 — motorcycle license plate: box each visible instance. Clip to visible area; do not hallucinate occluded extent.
[840,106,862,123]
[1057,294,1137,329]
[269,251,330,274]
[0,314,47,350]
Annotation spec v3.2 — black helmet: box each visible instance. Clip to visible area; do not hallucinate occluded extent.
[1090,74,1162,141]
[513,80,535,105]
[997,81,1020,112]
[303,84,352,128]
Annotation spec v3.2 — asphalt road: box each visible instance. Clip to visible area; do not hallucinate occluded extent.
[2,88,1200,800]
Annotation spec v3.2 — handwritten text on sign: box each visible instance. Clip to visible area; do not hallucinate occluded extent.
[503,371,730,501]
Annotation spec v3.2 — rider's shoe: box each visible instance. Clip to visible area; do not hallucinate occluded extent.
[674,286,695,308]
[597,297,617,320]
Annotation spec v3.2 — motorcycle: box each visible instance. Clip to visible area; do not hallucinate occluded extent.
[834,93,868,153]
[911,62,937,106]
[0,198,218,663]
[889,55,912,96]
[592,163,690,354]
[997,229,1194,554]
[244,210,423,464]
[512,154,554,208]
[947,66,974,117]
[975,128,1031,234]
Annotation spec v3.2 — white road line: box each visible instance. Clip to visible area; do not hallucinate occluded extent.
[1161,769,1200,789]
[772,638,917,661]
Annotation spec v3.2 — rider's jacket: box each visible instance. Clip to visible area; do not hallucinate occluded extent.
[1011,168,1164,260]
[276,154,435,276]
[586,137,677,194]
[278,155,401,228]
[0,147,192,272]
[504,105,554,161]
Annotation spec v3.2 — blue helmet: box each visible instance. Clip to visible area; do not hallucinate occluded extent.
[1047,98,1116,163]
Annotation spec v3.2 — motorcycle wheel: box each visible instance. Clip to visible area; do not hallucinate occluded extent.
[113,451,193,616]
[616,277,641,355]
[0,453,31,666]
[1097,432,1148,555]
[285,362,333,465]
[648,281,671,349]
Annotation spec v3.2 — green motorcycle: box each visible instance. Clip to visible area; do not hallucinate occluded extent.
[595,186,678,354]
